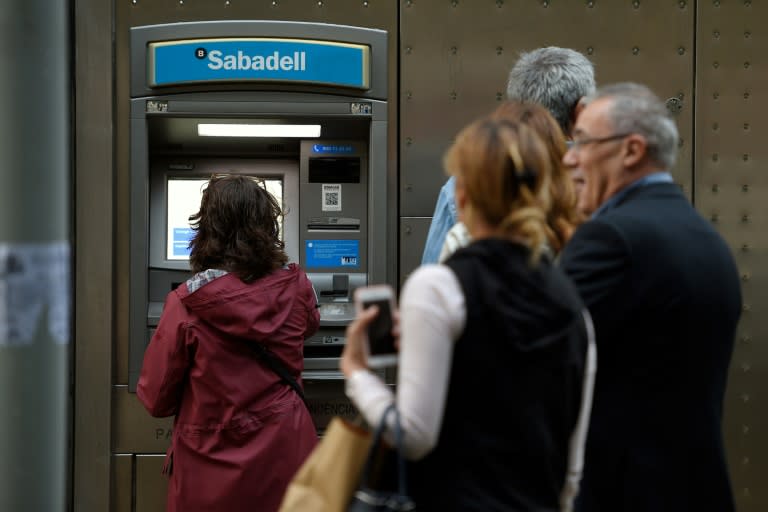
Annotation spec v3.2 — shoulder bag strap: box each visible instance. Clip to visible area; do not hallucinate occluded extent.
[247,341,309,408]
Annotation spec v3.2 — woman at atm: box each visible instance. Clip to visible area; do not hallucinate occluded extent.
[341,107,596,511]
[137,174,320,512]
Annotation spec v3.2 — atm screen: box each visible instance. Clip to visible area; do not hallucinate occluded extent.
[166,177,284,260]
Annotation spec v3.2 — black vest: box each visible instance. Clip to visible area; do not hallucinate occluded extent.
[408,239,588,511]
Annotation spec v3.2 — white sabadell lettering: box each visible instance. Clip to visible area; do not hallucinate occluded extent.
[207,49,306,72]
[207,50,223,70]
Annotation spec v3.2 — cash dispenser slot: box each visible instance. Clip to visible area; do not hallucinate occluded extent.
[308,216,361,230]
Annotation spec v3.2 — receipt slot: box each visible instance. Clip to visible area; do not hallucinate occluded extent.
[127,22,391,425]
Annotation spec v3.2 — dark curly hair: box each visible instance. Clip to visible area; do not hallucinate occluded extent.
[188,174,287,283]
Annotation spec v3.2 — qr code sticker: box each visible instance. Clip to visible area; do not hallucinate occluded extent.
[322,184,342,211]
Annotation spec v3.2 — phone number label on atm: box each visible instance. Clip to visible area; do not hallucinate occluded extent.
[305,240,359,268]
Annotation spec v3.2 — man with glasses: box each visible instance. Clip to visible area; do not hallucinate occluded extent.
[560,82,742,511]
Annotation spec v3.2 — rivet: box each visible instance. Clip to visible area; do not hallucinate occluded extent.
[742,154,749,162]
[741,273,750,282]
[677,92,685,100]
[225,0,230,4]
[405,91,412,100]
[587,46,594,55]
[741,214,750,223]
[741,393,750,402]
[405,0,413,6]
[132,0,137,4]
[451,0,458,7]
[450,46,457,55]
[744,61,751,69]
[405,46,412,54]
[713,61,719,68]
[587,1,595,8]
[744,0,751,6]
[743,488,751,498]
[633,0,640,7]
[542,0,549,7]
[711,184,719,193]
[713,0,720,6]
[317,0,323,6]
[740,333,751,342]
[742,304,751,312]
[744,92,750,99]
[713,92,720,100]
[496,46,503,55]
[496,92,504,101]
[713,30,720,38]
[363,0,369,6]
[710,213,719,223]
[742,184,749,192]
[743,123,750,130]
[179,0,183,4]
[272,0,277,4]
[712,153,719,162]
[632,46,640,55]
[741,363,751,372]
[744,31,751,38]
[450,91,457,100]
[743,425,750,435]
[496,0,504,7]
[677,138,684,148]
[677,47,686,55]
[678,0,686,7]
[405,137,413,146]
[405,225,412,234]
[712,122,719,130]
[742,456,750,465]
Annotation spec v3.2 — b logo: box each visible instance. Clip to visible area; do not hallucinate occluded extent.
[195,47,207,59]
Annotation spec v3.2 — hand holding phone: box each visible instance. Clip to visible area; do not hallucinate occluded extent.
[353,285,398,368]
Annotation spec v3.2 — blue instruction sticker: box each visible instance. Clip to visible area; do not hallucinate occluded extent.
[305,240,359,268]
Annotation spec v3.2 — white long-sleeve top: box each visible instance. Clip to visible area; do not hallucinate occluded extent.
[345,263,596,510]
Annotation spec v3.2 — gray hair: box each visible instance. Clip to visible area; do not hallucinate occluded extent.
[506,47,596,134]
[586,82,679,169]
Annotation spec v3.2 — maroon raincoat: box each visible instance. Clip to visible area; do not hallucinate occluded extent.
[137,264,320,512]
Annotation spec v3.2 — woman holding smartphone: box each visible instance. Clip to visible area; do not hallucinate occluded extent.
[341,103,596,511]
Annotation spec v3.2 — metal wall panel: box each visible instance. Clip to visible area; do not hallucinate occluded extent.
[74,0,114,511]
[400,0,694,271]
[110,455,132,512]
[400,217,431,286]
[696,3,768,510]
[135,455,168,512]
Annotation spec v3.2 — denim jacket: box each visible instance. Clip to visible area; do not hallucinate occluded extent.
[421,176,457,265]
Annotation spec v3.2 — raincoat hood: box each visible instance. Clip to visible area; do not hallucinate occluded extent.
[178,263,314,343]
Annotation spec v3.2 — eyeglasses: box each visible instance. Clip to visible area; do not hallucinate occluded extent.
[568,133,632,150]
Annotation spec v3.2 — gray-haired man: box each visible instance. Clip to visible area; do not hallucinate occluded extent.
[421,47,596,264]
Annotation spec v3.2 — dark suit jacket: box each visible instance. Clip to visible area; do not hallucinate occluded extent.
[560,182,741,512]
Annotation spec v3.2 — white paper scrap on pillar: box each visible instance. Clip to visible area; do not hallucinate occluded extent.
[0,242,71,346]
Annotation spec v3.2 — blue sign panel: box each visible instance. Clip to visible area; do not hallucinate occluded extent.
[305,240,360,268]
[172,227,195,257]
[149,38,370,89]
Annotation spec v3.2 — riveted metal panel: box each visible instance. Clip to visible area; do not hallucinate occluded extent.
[697,2,768,510]
[135,455,168,512]
[399,217,431,287]
[401,0,694,222]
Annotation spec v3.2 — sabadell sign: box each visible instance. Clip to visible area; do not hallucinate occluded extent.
[148,38,371,89]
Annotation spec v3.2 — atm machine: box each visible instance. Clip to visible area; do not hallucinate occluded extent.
[127,21,390,429]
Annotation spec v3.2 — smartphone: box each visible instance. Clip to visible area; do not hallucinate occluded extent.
[353,284,398,368]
